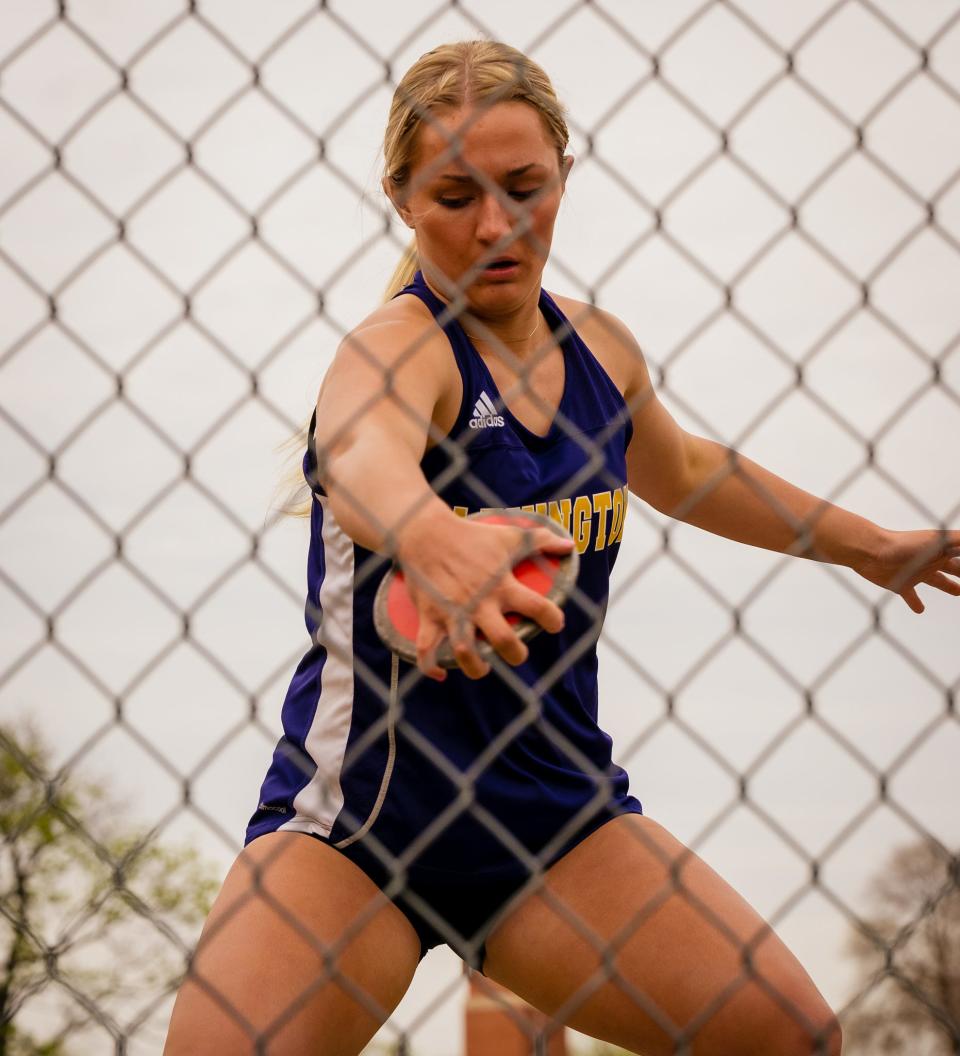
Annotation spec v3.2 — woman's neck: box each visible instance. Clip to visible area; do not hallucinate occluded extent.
[421,271,547,357]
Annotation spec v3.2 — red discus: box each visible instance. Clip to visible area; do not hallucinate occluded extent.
[373,509,579,669]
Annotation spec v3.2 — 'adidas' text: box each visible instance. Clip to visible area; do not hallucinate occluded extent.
[469,390,505,429]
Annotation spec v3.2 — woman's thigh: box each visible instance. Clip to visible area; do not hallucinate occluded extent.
[163,831,421,1056]
[481,814,841,1056]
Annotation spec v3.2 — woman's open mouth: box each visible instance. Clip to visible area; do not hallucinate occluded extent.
[482,258,519,278]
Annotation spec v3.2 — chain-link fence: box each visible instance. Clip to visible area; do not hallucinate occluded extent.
[2,1,959,1053]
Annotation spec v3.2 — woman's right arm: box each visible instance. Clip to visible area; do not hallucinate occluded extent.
[313,313,572,681]
[312,314,455,556]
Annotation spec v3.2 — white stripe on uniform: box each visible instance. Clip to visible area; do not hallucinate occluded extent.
[280,495,355,839]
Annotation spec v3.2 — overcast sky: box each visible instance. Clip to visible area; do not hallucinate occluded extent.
[2,1,959,1054]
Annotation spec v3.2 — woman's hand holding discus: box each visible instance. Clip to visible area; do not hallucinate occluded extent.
[387,507,577,682]
[853,529,960,613]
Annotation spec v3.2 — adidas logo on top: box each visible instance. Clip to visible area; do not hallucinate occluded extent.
[469,390,505,429]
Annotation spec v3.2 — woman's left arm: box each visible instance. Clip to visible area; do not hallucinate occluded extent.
[604,309,960,614]
[670,436,960,614]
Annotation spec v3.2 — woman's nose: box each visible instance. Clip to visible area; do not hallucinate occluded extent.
[475,190,514,242]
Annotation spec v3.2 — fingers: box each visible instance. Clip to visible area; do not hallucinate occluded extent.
[920,552,960,577]
[406,518,575,678]
[501,579,565,634]
[456,578,567,672]
[448,617,491,681]
[406,569,450,680]
[413,586,562,678]
[414,600,492,681]
[529,525,576,556]
[924,570,960,596]
[474,605,529,667]
[901,586,925,614]
[414,613,448,682]
[899,558,960,616]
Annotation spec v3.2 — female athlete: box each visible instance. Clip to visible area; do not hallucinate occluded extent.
[165,39,960,1056]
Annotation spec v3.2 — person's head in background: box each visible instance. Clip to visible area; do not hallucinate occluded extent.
[381,40,574,317]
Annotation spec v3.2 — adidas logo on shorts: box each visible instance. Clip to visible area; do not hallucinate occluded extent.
[469,390,505,429]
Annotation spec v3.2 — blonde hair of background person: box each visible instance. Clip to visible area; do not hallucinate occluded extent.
[164,39,960,1056]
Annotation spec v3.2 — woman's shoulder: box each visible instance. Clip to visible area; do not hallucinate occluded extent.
[337,287,453,365]
[349,286,440,335]
[325,288,459,410]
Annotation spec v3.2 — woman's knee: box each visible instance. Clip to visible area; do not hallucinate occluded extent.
[660,983,842,1056]
[791,1005,843,1056]
[758,983,842,1056]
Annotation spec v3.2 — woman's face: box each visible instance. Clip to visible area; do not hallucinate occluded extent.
[386,100,572,314]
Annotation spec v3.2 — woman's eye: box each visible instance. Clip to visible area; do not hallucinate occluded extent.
[436,190,541,210]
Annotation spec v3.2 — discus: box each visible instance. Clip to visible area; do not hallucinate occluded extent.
[373,509,579,669]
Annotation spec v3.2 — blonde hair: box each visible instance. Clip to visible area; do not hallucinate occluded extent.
[277,39,570,518]
[382,39,570,299]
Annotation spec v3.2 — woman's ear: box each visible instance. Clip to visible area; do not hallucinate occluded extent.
[561,154,574,186]
[382,176,415,229]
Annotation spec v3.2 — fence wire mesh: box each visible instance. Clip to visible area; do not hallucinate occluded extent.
[1,1,959,1054]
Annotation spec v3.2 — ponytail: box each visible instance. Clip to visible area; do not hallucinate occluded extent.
[382,237,418,302]
[274,240,420,519]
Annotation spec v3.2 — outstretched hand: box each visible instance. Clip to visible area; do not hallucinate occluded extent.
[854,528,960,613]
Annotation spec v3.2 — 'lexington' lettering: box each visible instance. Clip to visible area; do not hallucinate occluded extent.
[451,485,629,555]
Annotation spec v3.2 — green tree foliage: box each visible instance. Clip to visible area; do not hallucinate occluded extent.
[0,724,220,1055]
[843,838,960,1054]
